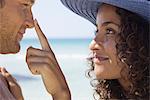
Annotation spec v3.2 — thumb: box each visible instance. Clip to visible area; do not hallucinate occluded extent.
[1,68,23,99]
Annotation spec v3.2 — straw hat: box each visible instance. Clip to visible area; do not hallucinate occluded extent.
[60,0,150,25]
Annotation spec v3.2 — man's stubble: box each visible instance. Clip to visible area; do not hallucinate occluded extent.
[0,13,20,54]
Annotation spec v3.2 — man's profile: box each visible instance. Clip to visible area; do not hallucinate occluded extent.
[0,0,35,99]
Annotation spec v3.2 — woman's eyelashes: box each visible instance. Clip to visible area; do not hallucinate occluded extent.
[94,27,116,36]
[105,28,116,35]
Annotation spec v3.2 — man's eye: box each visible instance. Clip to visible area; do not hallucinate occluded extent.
[22,3,30,7]
[24,4,28,6]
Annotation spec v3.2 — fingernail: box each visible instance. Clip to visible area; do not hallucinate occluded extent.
[34,19,38,24]
[3,67,7,72]
[1,67,6,75]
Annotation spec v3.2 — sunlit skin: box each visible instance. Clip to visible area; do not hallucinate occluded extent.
[0,0,34,99]
[0,1,134,99]
[26,20,71,100]
[89,4,122,79]
[0,67,23,100]
[89,4,131,93]
[0,0,34,54]
[26,4,131,99]
[1,0,71,99]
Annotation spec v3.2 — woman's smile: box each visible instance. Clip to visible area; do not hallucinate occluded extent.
[93,55,109,64]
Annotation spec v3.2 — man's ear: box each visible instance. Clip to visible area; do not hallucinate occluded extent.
[0,0,5,8]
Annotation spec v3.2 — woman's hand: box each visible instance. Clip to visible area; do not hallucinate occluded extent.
[0,67,24,100]
[26,19,71,100]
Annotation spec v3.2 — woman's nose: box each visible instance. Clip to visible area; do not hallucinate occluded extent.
[89,40,101,51]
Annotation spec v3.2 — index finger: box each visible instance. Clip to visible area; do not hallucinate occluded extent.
[34,19,51,51]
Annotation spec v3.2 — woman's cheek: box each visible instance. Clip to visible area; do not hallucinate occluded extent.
[104,40,116,55]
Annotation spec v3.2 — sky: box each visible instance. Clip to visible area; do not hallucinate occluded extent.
[25,0,96,39]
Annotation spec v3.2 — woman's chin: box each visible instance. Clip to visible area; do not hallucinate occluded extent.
[94,64,105,79]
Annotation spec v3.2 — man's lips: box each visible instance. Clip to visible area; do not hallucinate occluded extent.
[18,32,25,37]
[18,32,24,35]
[17,32,25,41]
[18,27,26,35]
[17,25,26,42]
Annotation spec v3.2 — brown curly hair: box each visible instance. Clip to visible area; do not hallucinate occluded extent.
[86,6,150,100]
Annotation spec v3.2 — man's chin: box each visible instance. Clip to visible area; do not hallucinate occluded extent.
[0,47,20,54]
[0,51,20,54]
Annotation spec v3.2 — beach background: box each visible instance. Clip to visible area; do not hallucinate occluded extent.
[0,0,97,99]
[0,38,94,100]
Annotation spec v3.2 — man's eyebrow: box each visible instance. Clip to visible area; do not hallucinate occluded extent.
[25,0,35,4]
[30,0,35,4]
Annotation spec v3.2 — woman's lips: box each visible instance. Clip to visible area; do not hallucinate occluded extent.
[96,55,109,60]
[92,55,109,64]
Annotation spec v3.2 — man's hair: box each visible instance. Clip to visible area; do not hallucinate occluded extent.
[87,5,149,100]
[0,0,5,8]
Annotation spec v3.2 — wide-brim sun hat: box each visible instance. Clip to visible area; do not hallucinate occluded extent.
[60,0,150,25]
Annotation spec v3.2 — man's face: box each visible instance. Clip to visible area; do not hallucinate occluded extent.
[0,0,35,54]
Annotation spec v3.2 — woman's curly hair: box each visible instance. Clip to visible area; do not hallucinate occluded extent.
[86,6,150,100]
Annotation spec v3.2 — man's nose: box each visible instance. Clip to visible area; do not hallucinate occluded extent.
[25,10,34,28]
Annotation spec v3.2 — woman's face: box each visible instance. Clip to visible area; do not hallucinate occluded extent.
[89,4,123,79]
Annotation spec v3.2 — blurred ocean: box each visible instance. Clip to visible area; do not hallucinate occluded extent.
[0,38,94,100]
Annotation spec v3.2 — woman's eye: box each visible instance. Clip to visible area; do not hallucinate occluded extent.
[106,28,115,35]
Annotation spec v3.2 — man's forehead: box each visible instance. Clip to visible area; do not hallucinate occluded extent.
[20,0,35,4]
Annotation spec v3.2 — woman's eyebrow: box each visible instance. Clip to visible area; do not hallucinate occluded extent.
[101,21,120,27]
